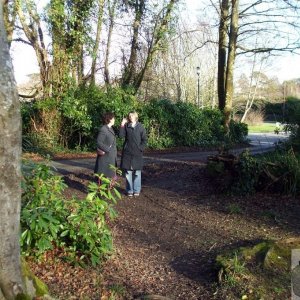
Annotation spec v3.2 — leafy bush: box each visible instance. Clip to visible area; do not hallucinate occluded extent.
[59,86,139,149]
[228,121,248,144]
[265,97,300,122]
[258,149,300,194]
[21,86,139,151]
[283,102,300,150]
[21,161,121,266]
[207,149,300,195]
[22,88,248,152]
[231,151,262,195]
[140,99,247,148]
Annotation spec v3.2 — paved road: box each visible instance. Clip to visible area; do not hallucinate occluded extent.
[51,132,289,174]
[248,132,289,147]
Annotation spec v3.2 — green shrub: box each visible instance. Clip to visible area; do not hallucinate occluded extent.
[140,99,246,148]
[259,149,300,194]
[21,161,121,266]
[207,149,300,195]
[22,88,248,152]
[265,97,300,122]
[59,86,139,149]
[231,151,262,195]
[21,86,139,151]
[229,120,248,144]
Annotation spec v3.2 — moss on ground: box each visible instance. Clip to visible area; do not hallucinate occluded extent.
[216,238,300,300]
[21,258,49,298]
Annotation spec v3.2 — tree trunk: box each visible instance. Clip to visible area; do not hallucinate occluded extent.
[0,2,25,299]
[217,0,229,111]
[49,0,70,96]
[133,0,177,92]
[77,43,84,84]
[3,0,17,48]
[121,0,145,88]
[224,0,239,131]
[90,0,105,85]
[104,0,116,85]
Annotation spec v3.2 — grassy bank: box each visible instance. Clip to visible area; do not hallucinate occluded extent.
[248,122,282,133]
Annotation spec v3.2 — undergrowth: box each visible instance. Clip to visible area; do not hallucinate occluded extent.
[21,160,121,266]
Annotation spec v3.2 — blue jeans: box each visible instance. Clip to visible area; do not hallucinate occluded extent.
[125,170,141,194]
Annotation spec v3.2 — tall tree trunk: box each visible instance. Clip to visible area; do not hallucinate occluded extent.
[3,0,17,48]
[224,0,239,130]
[133,0,177,92]
[217,0,229,111]
[0,2,24,298]
[104,0,116,85]
[121,0,145,88]
[77,43,84,84]
[49,0,69,96]
[90,0,105,85]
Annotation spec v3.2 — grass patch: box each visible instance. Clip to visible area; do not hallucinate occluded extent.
[248,122,281,133]
[248,122,282,133]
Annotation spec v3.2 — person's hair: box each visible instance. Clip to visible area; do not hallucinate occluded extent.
[128,111,138,121]
[102,112,115,124]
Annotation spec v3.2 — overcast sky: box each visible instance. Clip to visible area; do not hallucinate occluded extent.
[11,0,300,84]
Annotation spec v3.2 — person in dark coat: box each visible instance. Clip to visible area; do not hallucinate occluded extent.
[94,112,117,179]
[119,111,147,196]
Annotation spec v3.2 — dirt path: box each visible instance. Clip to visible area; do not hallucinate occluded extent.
[50,139,279,175]
[61,160,300,299]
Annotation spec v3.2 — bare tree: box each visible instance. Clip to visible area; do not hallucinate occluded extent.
[215,0,300,129]
[142,18,218,105]
[240,54,266,122]
[16,0,51,95]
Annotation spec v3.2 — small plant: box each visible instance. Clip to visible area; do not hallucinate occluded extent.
[260,209,280,220]
[21,161,121,266]
[108,284,126,300]
[227,203,242,214]
[219,252,247,288]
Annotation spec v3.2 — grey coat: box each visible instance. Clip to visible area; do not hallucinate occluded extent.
[119,122,147,170]
[94,125,117,178]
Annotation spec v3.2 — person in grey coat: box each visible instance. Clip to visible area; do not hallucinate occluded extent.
[94,112,117,179]
[119,111,147,196]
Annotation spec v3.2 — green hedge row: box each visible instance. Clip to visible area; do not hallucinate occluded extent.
[22,86,248,152]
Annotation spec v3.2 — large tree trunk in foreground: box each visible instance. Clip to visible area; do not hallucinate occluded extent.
[0,2,24,299]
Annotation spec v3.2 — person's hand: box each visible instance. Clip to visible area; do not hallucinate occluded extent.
[121,118,128,126]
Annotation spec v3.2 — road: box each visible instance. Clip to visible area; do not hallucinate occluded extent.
[248,132,289,147]
[50,132,289,174]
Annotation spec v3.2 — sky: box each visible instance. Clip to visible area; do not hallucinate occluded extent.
[11,0,300,85]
